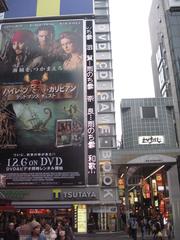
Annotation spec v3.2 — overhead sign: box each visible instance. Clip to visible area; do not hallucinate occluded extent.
[52,189,98,201]
[138,136,165,145]
[3,0,94,19]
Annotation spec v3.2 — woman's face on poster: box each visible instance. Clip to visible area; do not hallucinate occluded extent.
[60,37,74,54]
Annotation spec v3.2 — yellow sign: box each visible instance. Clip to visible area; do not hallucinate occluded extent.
[78,205,87,233]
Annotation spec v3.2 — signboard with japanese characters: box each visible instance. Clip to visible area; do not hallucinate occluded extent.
[0,19,97,187]
[86,21,97,185]
[138,135,165,145]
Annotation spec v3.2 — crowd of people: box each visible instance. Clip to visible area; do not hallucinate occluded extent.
[4,216,75,240]
[127,213,173,240]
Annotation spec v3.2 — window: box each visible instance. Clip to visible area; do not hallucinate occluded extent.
[140,106,157,119]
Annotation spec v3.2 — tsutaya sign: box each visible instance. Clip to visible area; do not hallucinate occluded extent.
[138,136,165,145]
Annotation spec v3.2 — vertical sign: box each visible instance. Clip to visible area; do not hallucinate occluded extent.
[86,20,97,185]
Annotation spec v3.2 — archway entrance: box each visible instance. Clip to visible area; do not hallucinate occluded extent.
[117,154,176,229]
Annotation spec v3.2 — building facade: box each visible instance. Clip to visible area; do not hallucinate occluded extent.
[113,97,180,238]
[0,0,119,233]
[149,1,180,238]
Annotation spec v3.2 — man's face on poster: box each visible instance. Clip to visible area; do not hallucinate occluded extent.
[38,30,52,49]
[12,41,25,55]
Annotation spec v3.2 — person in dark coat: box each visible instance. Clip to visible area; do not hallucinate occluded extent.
[4,222,19,240]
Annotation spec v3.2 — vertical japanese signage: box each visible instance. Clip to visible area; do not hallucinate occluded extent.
[86,20,97,185]
[0,19,86,186]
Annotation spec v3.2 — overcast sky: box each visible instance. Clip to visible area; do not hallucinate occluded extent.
[108,0,155,140]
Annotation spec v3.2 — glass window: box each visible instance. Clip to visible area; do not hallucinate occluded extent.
[159,65,165,89]
[140,106,157,118]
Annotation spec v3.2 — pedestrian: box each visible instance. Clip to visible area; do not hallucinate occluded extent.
[166,220,173,240]
[41,223,57,240]
[152,216,163,240]
[63,217,75,240]
[4,222,19,240]
[55,223,66,240]
[26,221,46,240]
[128,214,138,240]
[140,217,146,240]
[16,218,31,240]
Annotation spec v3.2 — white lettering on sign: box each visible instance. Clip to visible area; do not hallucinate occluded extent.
[99,103,110,112]
[102,150,111,159]
[99,71,109,79]
[138,136,165,145]
[97,61,108,69]
[99,125,111,135]
[63,191,96,199]
[97,34,108,41]
[99,92,110,101]
[102,161,112,173]
[98,43,108,50]
[103,189,113,198]
[103,175,113,186]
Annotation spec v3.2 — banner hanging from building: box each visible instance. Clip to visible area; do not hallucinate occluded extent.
[2,0,94,19]
[0,19,93,187]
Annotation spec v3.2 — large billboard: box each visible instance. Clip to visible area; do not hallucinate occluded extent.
[0,19,97,187]
[1,0,94,19]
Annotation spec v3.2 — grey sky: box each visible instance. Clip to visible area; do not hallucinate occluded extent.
[109,0,155,140]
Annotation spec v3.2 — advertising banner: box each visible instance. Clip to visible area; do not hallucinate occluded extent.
[86,20,97,185]
[0,19,87,187]
[3,0,94,19]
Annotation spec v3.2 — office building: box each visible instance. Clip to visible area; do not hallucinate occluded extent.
[149,0,180,238]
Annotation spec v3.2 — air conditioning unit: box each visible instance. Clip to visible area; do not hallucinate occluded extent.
[0,0,8,13]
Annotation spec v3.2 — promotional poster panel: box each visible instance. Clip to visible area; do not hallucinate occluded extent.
[0,19,86,187]
[3,0,94,19]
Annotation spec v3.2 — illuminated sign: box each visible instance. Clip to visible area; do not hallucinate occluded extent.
[52,189,98,201]
[78,205,87,233]
[138,136,165,145]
